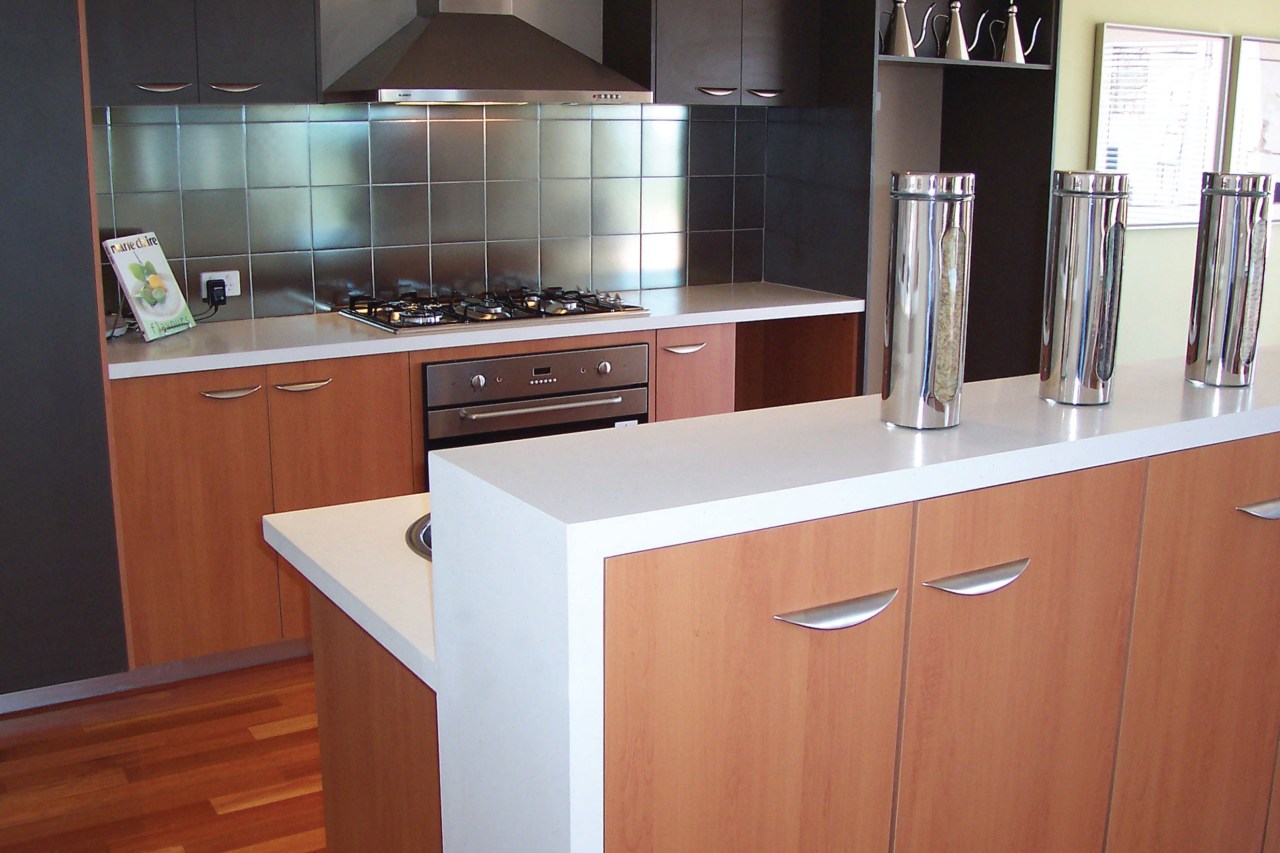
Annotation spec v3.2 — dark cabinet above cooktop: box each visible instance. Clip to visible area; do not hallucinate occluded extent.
[603,0,821,107]
[86,0,319,106]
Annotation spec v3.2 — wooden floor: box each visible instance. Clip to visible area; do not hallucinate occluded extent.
[0,658,325,852]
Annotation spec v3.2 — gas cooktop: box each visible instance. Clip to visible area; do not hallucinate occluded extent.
[339,287,647,334]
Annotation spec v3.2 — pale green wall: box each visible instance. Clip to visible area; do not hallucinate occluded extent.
[1054,0,1280,364]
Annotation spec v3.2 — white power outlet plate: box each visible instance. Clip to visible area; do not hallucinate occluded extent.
[199,270,242,300]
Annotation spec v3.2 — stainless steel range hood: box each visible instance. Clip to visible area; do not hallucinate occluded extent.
[324,0,651,105]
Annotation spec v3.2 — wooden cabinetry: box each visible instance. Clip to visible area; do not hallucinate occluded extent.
[86,0,318,106]
[111,367,281,666]
[895,462,1144,851]
[267,354,414,639]
[603,0,821,106]
[604,505,912,851]
[312,590,442,852]
[603,462,1146,850]
[1107,434,1280,852]
[111,354,413,665]
[654,324,736,421]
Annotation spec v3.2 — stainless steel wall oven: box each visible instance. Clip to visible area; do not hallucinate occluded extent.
[422,343,649,481]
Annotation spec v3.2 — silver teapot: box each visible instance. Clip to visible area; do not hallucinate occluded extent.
[989,4,1041,64]
[882,0,937,57]
[932,1,988,60]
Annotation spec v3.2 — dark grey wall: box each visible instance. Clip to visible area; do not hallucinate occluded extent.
[0,0,129,693]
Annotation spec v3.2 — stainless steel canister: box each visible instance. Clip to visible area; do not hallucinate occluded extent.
[1039,171,1129,405]
[1186,173,1273,387]
[882,172,975,429]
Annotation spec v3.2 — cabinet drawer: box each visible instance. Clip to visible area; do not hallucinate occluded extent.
[654,324,736,420]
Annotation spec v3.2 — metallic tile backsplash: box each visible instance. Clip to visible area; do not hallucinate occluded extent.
[93,103,768,321]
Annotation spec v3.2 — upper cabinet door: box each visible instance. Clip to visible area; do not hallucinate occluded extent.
[654,0,744,105]
[741,0,821,106]
[196,0,318,104]
[86,0,200,106]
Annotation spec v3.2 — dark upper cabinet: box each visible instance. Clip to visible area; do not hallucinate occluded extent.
[86,0,200,105]
[604,0,821,106]
[653,0,742,105]
[196,0,319,104]
[740,0,821,105]
[86,0,319,106]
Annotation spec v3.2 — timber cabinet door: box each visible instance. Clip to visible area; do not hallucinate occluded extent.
[266,354,414,638]
[894,462,1146,853]
[653,324,736,421]
[1108,434,1280,853]
[604,504,912,851]
[111,367,281,666]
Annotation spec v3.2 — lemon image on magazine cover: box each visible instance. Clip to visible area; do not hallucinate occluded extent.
[128,260,181,317]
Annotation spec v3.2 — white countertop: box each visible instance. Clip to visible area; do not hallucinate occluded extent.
[262,493,436,688]
[107,282,863,379]
[431,348,1280,554]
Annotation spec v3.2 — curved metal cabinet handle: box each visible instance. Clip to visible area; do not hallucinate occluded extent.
[696,86,738,97]
[208,83,263,94]
[663,343,707,355]
[746,89,783,98]
[273,378,334,393]
[923,557,1030,596]
[133,83,192,93]
[1237,498,1280,520]
[200,385,262,400]
[774,588,899,631]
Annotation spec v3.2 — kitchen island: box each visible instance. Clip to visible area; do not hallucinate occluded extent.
[265,347,1280,852]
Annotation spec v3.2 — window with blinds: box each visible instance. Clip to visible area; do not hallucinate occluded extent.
[1092,24,1231,226]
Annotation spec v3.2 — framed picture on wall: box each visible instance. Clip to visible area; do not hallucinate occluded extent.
[1091,24,1232,227]
[1228,36,1280,201]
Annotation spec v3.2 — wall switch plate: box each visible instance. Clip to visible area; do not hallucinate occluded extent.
[200,270,241,299]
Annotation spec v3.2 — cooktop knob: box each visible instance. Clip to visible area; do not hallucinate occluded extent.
[597,361,612,376]
[471,374,486,389]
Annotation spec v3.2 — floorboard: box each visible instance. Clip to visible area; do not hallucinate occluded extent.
[0,659,324,851]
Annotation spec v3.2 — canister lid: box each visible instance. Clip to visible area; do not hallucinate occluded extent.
[891,172,975,199]
[1201,172,1273,197]
[1053,170,1129,197]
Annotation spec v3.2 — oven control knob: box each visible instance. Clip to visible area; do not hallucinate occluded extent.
[470,374,486,390]
[597,361,612,376]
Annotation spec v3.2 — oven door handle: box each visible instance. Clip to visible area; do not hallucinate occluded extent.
[459,395,626,421]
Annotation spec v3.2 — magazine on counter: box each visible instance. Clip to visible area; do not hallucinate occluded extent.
[103,232,196,341]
